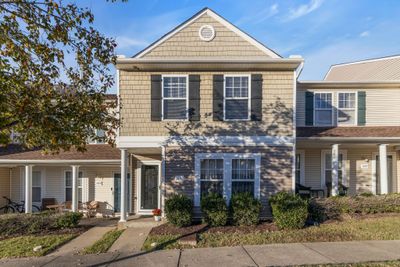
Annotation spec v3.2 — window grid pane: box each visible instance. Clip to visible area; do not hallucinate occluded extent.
[338,93,356,125]
[225,76,249,120]
[163,77,187,98]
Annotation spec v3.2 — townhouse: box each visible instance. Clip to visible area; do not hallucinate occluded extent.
[0,8,399,221]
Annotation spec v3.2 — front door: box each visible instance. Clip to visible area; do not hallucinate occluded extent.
[114,173,130,212]
[140,165,159,211]
[376,155,394,194]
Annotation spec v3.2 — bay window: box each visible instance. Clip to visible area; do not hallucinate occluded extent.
[195,153,261,206]
[162,75,188,120]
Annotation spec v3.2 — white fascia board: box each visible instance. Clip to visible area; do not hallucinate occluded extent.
[117,136,294,148]
[134,8,281,59]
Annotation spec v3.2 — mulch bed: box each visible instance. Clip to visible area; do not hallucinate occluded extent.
[149,220,279,237]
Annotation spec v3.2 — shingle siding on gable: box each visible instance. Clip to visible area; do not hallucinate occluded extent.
[119,71,294,137]
[141,13,271,59]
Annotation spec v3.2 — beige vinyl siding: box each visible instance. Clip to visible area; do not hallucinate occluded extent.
[141,13,270,59]
[120,71,294,137]
[0,168,10,209]
[296,87,400,126]
[300,147,399,195]
[8,165,120,214]
[164,146,293,218]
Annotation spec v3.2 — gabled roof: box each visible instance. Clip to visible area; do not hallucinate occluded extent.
[324,54,400,81]
[133,7,281,59]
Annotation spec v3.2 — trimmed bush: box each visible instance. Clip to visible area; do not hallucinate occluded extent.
[269,192,308,230]
[55,212,83,228]
[201,193,228,226]
[230,192,261,226]
[309,193,400,222]
[165,194,193,227]
[0,211,83,238]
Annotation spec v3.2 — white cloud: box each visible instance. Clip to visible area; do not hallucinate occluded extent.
[115,36,149,49]
[236,4,279,25]
[284,0,324,21]
[359,31,370,37]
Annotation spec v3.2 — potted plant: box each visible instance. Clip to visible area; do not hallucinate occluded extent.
[152,208,162,222]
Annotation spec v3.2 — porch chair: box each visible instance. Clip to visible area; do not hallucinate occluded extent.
[81,201,100,218]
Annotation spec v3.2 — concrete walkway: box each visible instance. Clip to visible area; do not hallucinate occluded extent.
[109,227,152,253]
[50,225,115,256]
[1,240,400,266]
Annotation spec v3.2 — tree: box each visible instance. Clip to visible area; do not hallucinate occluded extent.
[0,0,122,152]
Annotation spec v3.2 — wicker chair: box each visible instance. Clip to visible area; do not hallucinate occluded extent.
[81,201,99,218]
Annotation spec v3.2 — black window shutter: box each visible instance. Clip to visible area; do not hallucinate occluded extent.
[251,74,263,121]
[151,75,162,121]
[357,91,366,126]
[189,75,201,121]
[213,75,224,121]
[305,91,314,126]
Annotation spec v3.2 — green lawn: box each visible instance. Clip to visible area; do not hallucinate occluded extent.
[0,234,77,258]
[143,215,400,251]
[81,229,124,254]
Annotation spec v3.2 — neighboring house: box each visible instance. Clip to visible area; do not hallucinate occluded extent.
[0,8,399,221]
[297,55,400,197]
[0,95,127,215]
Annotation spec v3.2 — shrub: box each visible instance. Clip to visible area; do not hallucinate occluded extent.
[0,211,83,238]
[269,192,308,230]
[201,193,228,226]
[54,212,83,228]
[230,192,261,226]
[309,193,400,222]
[165,194,193,227]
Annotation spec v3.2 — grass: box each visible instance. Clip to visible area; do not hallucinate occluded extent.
[142,215,400,251]
[81,229,124,254]
[0,234,77,258]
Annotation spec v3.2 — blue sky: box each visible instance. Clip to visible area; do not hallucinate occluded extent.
[79,0,400,91]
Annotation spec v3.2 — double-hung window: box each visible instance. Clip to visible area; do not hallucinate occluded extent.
[32,171,42,202]
[337,93,356,125]
[65,171,83,202]
[224,75,250,120]
[232,159,255,195]
[195,154,260,206]
[162,76,188,120]
[200,159,224,197]
[314,93,333,126]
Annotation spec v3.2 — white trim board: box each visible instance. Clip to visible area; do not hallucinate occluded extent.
[117,136,294,148]
[134,8,281,59]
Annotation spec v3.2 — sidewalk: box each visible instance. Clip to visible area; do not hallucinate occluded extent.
[1,240,399,267]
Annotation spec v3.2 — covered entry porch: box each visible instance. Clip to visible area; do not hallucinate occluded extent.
[296,139,400,197]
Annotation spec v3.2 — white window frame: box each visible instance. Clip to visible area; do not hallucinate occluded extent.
[161,74,189,121]
[64,170,86,203]
[112,171,133,213]
[32,170,42,203]
[295,150,305,185]
[223,74,251,121]
[313,92,334,126]
[20,167,45,204]
[336,92,357,126]
[321,150,347,189]
[194,153,261,206]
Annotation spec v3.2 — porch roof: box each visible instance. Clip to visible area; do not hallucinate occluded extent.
[0,144,120,164]
[297,127,400,139]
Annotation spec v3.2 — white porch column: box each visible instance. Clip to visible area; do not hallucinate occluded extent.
[24,165,33,213]
[71,165,80,212]
[331,144,340,196]
[120,149,128,222]
[379,144,388,194]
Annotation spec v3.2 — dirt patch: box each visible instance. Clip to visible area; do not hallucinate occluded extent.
[150,223,207,236]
